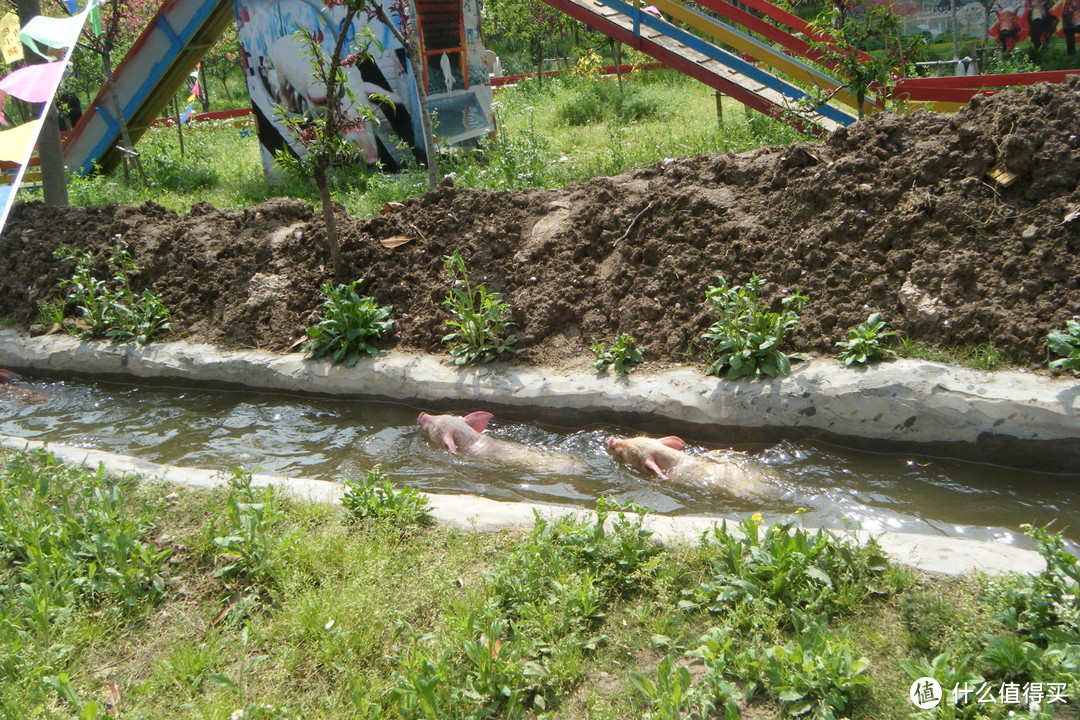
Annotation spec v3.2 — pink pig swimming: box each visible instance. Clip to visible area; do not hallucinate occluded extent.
[606,435,780,499]
[417,411,582,474]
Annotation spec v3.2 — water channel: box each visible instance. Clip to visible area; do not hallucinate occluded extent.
[2,373,1077,550]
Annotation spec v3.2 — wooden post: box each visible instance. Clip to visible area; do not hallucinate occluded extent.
[713,91,724,127]
[172,96,185,158]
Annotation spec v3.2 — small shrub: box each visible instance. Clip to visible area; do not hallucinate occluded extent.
[989,524,1080,645]
[54,240,171,345]
[591,333,645,375]
[0,449,170,612]
[616,85,666,122]
[628,656,706,720]
[554,82,614,126]
[686,515,891,624]
[211,469,290,591]
[978,633,1043,682]
[761,619,872,720]
[305,279,394,366]
[441,250,516,365]
[835,312,898,365]
[1047,318,1080,375]
[701,274,807,379]
[341,466,432,528]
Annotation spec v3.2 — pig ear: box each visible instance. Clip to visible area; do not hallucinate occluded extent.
[443,432,459,455]
[644,457,669,480]
[658,436,685,450]
[462,411,493,433]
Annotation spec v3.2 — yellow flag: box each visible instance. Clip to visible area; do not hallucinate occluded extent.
[0,13,23,64]
[0,119,42,162]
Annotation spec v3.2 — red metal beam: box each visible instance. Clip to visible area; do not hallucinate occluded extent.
[896,68,1080,90]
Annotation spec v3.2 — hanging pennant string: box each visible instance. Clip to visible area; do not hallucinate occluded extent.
[0,61,67,103]
[0,0,99,231]
[0,119,42,162]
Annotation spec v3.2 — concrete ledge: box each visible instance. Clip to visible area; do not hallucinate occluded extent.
[0,435,1046,577]
[1,329,1077,471]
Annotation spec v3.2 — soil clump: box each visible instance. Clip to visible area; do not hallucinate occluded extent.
[1,79,1078,369]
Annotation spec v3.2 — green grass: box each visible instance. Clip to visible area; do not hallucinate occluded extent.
[897,337,1019,372]
[36,68,811,218]
[3,447,1077,719]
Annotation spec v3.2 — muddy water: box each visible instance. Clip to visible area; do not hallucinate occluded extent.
[2,375,1077,550]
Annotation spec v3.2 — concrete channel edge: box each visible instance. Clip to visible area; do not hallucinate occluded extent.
[0,434,1047,577]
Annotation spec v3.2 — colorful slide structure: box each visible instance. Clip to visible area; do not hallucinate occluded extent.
[62,0,234,176]
[541,0,1079,132]
[60,0,1080,174]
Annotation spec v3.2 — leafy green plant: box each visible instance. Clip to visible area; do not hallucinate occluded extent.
[628,656,699,720]
[686,515,890,625]
[989,524,1080,645]
[54,241,171,344]
[393,498,662,717]
[0,449,170,709]
[761,618,872,720]
[341,466,432,528]
[591,333,645,374]
[1046,319,1080,375]
[211,469,291,591]
[900,650,985,719]
[978,633,1044,682]
[441,250,517,365]
[701,274,807,379]
[305,279,394,366]
[835,313,898,365]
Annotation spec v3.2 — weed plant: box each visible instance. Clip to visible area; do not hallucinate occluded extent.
[10,446,1073,719]
[686,515,891,626]
[989,524,1080,646]
[835,313,898,366]
[591,333,645,375]
[54,240,171,344]
[0,449,168,715]
[760,619,872,720]
[553,77,667,126]
[1046,319,1080,375]
[305,279,394,366]
[701,274,808,379]
[393,499,662,717]
[341,466,432,528]
[211,468,293,593]
[441,250,517,365]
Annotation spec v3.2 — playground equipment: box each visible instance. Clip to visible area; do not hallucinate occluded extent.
[58,0,1080,175]
[62,0,495,178]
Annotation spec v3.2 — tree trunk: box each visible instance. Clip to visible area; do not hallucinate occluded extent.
[313,164,342,279]
[197,64,210,112]
[16,0,67,206]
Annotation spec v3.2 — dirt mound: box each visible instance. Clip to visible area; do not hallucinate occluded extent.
[2,79,1078,369]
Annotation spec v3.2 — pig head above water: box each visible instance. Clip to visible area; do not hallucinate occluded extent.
[606,435,781,500]
[417,411,582,474]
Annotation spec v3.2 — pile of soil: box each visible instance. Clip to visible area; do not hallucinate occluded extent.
[2,78,1078,369]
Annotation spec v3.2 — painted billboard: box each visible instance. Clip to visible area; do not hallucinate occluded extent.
[232,0,494,176]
